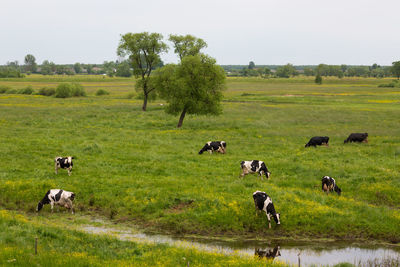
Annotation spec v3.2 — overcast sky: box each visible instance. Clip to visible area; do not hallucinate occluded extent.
[1,0,399,66]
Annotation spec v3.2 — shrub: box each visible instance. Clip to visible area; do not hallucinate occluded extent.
[55,84,72,98]
[55,83,86,98]
[7,89,18,94]
[315,74,322,84]
[96,89,110,96]
[70,83,86,97]
[38,87,56,96]
[378,83,395,88]
[0,85,11,94]
[19,86,34,95]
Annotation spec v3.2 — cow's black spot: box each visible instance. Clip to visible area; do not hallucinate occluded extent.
[55,190,63,202]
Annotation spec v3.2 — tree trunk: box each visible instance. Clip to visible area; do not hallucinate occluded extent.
[142,93,148,111]
[177,107,187,128]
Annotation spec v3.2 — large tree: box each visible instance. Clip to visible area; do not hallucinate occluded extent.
[24,54,37,73]
[154,54,226,128]
[169,34,207,61]
[118,32,168,111]
[392,61,400,79]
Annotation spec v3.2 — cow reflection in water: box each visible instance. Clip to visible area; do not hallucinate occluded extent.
[255,246,281,259]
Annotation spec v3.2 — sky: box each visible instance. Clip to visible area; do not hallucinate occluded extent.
[1,0,399,66]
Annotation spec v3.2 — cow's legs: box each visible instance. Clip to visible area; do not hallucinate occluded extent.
[66,199,74,214]
[240,169,248,178]
[68,167,72,176]
[266,213,271,229]
[50,202,54,213]
[55,163,58,174]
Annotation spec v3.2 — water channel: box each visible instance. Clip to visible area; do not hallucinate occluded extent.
[81,222,399,266]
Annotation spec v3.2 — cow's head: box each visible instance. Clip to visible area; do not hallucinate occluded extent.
[334,185,342,196]
[265,171,271,179]
[36,202,44,212]
[273,213,280,225]
[70,192,75,201]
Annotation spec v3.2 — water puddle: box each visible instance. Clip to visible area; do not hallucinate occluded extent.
[81,224,400,266]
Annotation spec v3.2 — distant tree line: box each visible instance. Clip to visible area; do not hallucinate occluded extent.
[0,54,136,78]
[1,53,400,80]
[223,62,399,78]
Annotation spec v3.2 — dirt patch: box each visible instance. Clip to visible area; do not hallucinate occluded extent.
[166,200,194,214]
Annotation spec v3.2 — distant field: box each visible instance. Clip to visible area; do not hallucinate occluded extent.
[0,75,399,251]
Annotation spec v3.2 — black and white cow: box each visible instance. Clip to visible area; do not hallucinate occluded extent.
[321,176,341,195]
[344,133,368,143]
[55,156,74,176]
[255,246,281,259]
[36,189,75,214]
[305,136,329,147]
[198,141,226,154]
[240,160,271,179]
[252,191,280,228]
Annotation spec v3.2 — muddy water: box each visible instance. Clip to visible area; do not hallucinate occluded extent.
[82,224,399,266]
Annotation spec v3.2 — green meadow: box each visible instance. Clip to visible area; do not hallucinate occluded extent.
[0,75,399,264]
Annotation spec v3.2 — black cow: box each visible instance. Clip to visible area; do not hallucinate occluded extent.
[255,246,281,259]
[198,141,226,154]
[321,176,341,195]
[36,189,75,214]
[55,156,74,176]
[252,191,280,228]
[344,133,368,143]
[240,160,271,179]
[305,136,329,147]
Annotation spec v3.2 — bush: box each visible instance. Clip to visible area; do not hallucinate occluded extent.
[38,87,56,96]
[55,83,86,98]
[0,85,11,94]
[71,83,86,97]
[19,86,34,95]
[55,84,72,98]
[7,89,18,94]
[96,89,110,96]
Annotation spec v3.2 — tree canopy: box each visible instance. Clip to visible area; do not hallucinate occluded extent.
[154,54,226,127]
[117,32,168,111]
[169,34,207,61]
[392,61,400,79]
[24,54,37,73]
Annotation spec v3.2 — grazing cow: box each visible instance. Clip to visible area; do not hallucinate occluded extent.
[252,191,280,228]
[255,246,281,259]
[344,133,368,143]
[240,160,271,179]
[36,189,75,214]
[321,176,341,195]
[198,141,226,154]
[305,136,329,147]
[55,156,74,176]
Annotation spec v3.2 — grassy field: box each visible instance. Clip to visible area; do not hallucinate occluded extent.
[0,75,399,264]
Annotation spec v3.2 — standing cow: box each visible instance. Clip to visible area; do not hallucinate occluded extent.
[240,160,271,179]
[198,141,226,154]
[344,133,368,143]
[36,189,75,214]
[55,156,74,176]
[253,191,280,228]
[305,136,329,147]
[255,246,281,259]
[321,176,341,195]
